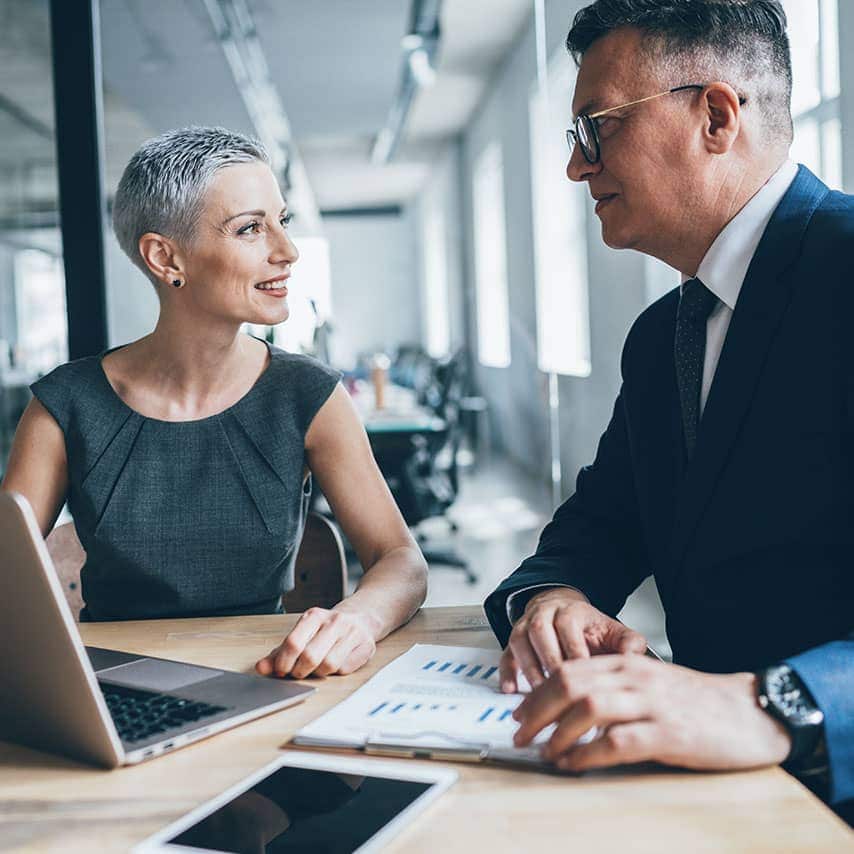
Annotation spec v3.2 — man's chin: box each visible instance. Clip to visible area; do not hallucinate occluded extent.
[599,218,638,251]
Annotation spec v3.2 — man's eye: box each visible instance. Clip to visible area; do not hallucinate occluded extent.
[596,117,620,137]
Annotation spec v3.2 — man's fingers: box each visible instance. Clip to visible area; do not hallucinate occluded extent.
[556,722,659,771]
[508,631,547,690]
[527,618,565,678]
[512,658,628,746]
[554,616,591,660]
[543,689,648,760]
[499,647,519,693]
[615,626,648,655]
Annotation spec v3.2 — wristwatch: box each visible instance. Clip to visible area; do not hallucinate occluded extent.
[756,664,825,769]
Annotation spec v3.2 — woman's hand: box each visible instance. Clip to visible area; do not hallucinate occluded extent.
[255,606,379,679]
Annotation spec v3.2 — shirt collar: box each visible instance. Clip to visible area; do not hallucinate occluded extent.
[681,160,799,310]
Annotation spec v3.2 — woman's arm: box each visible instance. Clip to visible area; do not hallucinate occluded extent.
[256,384,428,679]
[1,398,69,536]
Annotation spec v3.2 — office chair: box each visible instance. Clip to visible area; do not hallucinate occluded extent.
[45,512,348,622]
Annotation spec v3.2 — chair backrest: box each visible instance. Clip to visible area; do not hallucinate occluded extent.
[45,522,86,622]
[282,512,348,613]
[45,512,348,622]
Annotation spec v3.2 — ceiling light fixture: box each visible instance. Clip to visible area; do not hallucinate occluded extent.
[371,0,442,165]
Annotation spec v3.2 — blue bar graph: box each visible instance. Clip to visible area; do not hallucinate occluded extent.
[478,707,495,723]
[453,664,467,674]
[437,662,452,672]
[499,709,513,721]
[391,703,405,713]
[430,704,440,710]
[481,666,498,680]
[413,704,422,710]
[466,665,482,678]
[369,702,388,717]
[422,660,437,671]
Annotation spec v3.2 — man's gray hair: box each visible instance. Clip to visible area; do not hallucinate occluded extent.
[112,126,269,284]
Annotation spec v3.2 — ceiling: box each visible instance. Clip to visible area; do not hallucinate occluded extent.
[0,0,533,224]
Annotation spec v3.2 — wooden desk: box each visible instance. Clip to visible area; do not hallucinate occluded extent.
[1,607,851,853]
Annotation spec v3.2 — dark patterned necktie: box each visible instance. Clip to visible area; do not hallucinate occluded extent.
[675,278,719,460]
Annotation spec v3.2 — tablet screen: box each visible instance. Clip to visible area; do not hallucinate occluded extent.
[165,764,433,853]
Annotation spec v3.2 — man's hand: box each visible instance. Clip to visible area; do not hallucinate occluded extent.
[255,607,378,679]
[512,655,792,772]
[499,588,647,692]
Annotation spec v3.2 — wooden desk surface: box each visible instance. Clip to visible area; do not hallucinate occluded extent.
[1,606,851,853]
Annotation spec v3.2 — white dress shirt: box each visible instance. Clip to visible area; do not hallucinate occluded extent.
[505,160,800,626]
[687,159,798,413]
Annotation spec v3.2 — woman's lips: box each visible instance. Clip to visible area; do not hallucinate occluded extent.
[255,285,288,298]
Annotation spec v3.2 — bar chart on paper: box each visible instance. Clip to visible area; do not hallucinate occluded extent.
[292,644,567,765]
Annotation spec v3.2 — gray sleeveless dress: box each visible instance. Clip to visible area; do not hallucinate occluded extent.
[30,342,341,621]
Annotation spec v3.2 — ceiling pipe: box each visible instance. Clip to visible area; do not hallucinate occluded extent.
[203,0,322,234]
[371,0,442,165]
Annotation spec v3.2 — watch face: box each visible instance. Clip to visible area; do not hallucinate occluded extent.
[766,666,824,727]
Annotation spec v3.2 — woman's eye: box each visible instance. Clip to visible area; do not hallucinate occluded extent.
[280,213,292,227]
[238,221,260,235]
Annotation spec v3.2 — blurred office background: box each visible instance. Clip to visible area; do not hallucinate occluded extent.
[0,0,849,654]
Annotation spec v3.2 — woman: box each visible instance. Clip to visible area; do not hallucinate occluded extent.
[1,127,427,679]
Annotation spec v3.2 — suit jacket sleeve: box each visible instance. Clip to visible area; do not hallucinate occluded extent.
[484,384,651,647]
[786,632,854,805]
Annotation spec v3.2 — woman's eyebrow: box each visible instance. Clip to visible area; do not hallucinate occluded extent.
[222,206,288,225]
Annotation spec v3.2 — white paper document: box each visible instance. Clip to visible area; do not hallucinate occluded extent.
[293,644,593,767]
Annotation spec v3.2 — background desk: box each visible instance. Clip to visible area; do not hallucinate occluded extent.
[1,607,851,853]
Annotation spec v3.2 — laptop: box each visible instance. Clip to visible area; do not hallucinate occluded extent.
[0,490,315,768]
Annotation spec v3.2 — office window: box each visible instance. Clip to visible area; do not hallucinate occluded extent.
[421,202,450,358]
[472,142,511,369]
[529,51,591,377]
[14,249,68,376]
[783,0,841,188]
[644,256,681,306]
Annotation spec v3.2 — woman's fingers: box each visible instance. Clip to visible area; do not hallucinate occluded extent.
[258,609,328,677]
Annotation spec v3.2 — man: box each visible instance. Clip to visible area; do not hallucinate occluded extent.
[484,0,853,821]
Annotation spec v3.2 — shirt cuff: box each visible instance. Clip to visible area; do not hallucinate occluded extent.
[505,584,585,625]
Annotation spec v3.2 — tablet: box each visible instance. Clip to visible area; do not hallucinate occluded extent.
[135,751,457,853]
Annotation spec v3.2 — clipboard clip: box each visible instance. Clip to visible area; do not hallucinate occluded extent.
[364,738,490,763]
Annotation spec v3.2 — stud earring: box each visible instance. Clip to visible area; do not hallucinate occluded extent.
[172,279,184,288]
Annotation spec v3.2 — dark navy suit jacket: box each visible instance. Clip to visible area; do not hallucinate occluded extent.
[485,166,854,807]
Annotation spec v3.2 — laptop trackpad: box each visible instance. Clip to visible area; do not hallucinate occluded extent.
[101,659,220,692]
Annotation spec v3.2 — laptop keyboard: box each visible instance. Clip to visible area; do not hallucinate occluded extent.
[100,682,228,744]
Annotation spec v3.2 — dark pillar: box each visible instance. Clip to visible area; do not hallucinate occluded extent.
[49,0,109,358]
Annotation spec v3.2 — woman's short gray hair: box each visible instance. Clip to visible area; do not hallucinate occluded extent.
[112,126,269,284]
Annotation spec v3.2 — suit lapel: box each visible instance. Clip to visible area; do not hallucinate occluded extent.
[671,166,829,565]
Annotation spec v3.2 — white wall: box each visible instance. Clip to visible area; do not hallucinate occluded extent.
[105,228,159,347]
[455,0,648,490]
[324,208,421,369]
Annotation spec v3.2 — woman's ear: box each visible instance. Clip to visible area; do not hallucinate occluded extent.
[702,82,742,155]
[138,233,185,287]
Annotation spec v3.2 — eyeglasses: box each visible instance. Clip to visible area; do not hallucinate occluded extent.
[566,84,705,164]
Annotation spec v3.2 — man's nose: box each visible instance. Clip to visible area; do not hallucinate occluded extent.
[566,142,601,183]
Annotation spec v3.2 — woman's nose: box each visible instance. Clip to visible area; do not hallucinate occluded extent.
[271,228,299,265]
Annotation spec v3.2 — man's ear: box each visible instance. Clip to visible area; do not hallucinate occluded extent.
[702,82,742,155]
[138,233,185,287]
